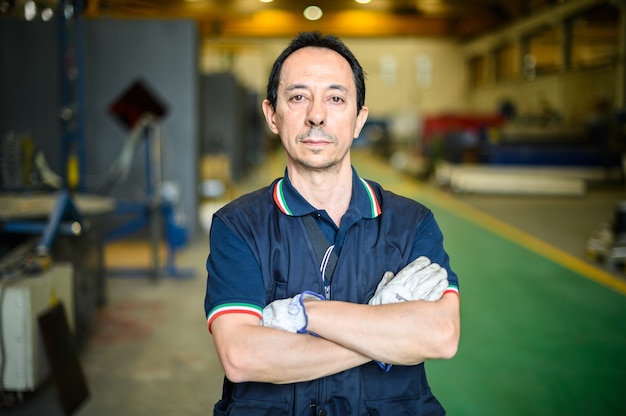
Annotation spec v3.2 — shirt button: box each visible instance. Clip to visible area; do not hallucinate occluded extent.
[318,410,328,416]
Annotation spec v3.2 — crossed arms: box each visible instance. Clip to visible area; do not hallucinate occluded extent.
[210,262,460,384]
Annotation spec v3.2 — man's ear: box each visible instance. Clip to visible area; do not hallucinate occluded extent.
[353,106,369,139]
[262,99,279,134]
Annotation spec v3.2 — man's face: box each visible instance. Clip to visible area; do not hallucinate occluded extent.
[263,46,368,172]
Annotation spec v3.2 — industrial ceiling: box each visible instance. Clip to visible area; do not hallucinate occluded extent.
[81,0,562,39]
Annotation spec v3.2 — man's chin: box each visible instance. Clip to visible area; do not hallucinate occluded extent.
[295,156,339,172]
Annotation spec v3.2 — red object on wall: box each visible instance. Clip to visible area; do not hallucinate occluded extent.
[109,79,168,130]
[421,113,504,150]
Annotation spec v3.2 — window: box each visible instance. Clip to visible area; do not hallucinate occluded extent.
[494,42,520,81]
[571,3,620,67]
[525,26,560,75]
[468,55,487,87]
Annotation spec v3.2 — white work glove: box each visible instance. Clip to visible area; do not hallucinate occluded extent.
[369,256,448,305]
[261,291,325,334]
[368,256,448,372]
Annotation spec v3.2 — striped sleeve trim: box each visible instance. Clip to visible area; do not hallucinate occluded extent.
[206,303,263,333]
[443,284,460,298]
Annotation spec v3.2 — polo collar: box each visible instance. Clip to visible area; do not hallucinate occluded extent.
[272,167,382,219]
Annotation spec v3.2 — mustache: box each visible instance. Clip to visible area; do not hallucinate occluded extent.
[297,127,336,142]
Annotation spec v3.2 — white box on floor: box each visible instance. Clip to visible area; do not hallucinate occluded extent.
[0,263,74,391]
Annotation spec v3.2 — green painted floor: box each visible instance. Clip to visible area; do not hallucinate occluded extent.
[428,207,626,415]
[351,150,626,415]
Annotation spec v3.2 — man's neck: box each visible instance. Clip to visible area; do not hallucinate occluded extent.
[287,161,353,226]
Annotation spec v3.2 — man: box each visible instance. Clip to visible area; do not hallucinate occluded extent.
[205,31,460,415]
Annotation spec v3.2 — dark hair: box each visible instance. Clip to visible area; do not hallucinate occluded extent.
[266,31,366,113]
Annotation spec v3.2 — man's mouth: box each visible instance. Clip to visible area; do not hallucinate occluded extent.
[298,128,334,143]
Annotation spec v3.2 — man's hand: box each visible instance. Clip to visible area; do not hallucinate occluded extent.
[261,291,325,334]
[369,256,448,305]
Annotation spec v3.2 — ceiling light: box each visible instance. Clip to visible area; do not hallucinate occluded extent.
[41,7,53,20]
[24,0,36,20]
[303,5,323,21]
[259,0,274,3]
[355,0,371,4]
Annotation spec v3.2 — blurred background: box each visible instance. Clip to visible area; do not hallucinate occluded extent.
[1,0,626,415]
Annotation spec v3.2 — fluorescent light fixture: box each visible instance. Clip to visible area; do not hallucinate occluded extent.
[355,0,371,4]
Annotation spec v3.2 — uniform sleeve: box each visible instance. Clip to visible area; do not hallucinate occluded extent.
[204,216,266,333]
[410,210,459,297]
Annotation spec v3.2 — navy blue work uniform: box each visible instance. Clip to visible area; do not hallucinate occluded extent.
[205,167,459,416]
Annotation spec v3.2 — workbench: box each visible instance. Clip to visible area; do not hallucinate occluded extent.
[0,191,115,346]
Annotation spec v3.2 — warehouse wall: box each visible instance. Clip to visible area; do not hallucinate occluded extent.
[461,0,624,125]
[1,18,200,237]
[84,18,200,237]
[200,73,263,182]
[467,65,618,125]
[202,32,622,129]
[0,19,60,175]
[201,37,467,117]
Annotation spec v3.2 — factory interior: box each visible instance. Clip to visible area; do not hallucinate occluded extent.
[1,0,626,414]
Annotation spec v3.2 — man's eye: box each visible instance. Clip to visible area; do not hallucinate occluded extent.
[291,95,305,102]
[330,96,344,104]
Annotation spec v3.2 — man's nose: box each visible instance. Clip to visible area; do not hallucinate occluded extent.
[306,99,326,127]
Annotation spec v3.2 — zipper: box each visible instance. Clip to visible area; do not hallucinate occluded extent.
[320,245,335,299]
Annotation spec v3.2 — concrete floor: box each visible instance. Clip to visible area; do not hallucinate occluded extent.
[78,245,224,415]
[4,149,625,415]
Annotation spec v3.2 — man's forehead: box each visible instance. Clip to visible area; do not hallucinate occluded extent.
[279,47,355,89]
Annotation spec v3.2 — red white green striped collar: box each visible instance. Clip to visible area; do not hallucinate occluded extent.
[272,168,382,219]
